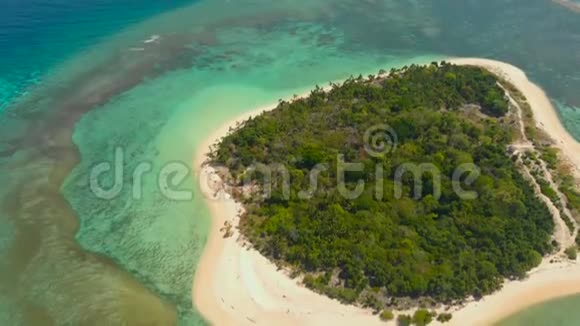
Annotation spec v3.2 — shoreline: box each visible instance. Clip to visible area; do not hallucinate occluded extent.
[552,0,580,13]
[192,58,580,325]
[192,87,383,326]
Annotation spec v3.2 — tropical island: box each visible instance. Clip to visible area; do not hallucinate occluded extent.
[194,59,580,325]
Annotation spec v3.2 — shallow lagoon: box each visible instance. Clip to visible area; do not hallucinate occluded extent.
[498,294,580,326]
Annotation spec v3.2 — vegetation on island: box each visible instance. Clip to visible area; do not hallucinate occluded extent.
[379,310,394,322]
[210,63,555,309]
[565,245,577,260]
[411,309,436,325]
[436,312,453,323]
[522,151,575,233]
[397,314,413,326]
[508,83,580,229]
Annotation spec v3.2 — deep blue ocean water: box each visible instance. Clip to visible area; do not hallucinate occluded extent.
[0,0,194,110]
[1,0,580,325]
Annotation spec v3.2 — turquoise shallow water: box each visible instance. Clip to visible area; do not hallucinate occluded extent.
[498,294,580,326]
[1,0,580,324]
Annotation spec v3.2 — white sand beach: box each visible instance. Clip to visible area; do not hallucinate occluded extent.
[192,58,580,325]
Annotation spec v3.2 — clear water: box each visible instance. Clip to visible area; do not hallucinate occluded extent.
[498,294,580,326]
[1,0,580,325]
[0,0,195,111]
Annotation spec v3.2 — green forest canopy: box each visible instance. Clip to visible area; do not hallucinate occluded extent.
[210,62,554,305]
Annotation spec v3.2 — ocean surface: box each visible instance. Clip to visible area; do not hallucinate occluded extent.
[0,0,195,111]
[497,294,580,326]
[0,0,580,325]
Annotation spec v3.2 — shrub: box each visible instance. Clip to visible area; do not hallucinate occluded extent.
[437,312,453,323]
[540,147,559,170]
[397,314,412,326]
[363,293,383,313]
[379,310,394,322]
[565,246,577,260]
[412,309,435,325]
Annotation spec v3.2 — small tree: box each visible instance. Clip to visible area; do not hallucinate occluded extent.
[565,245,577,260]
[552,239,560,252]
[379,310,394,322]
[437,313,453,323]
[412,309,435,325]
[397,314,412,326]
